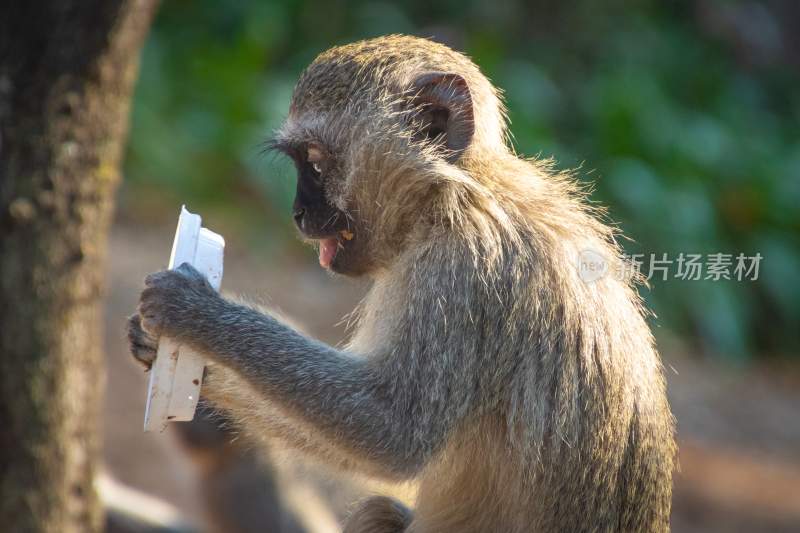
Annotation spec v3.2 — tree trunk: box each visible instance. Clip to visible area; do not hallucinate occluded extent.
[0,2,159,532]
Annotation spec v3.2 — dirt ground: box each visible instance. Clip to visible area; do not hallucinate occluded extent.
[102,222,800,532]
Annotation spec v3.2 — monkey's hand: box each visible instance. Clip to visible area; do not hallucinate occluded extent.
[136,262,224,346]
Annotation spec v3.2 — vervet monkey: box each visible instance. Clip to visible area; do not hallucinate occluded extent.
[128,35,675,532]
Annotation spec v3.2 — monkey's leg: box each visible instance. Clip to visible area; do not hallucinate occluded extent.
[344,496,413,533]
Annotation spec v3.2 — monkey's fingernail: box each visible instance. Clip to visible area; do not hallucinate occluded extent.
[340,230,354,241]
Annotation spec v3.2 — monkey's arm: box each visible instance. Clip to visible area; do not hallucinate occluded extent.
[138,263,478,479]
[128,310,377,472]
[201,364,373,473]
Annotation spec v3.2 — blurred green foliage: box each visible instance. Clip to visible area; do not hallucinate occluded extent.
[124,0,800,360]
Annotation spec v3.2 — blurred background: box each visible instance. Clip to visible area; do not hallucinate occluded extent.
[105,0,800,531]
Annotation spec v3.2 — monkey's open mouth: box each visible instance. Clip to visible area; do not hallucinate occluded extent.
[315,230,353,269]
[318,237,339,269]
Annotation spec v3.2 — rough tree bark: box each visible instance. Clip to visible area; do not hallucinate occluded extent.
[0,2,159,532]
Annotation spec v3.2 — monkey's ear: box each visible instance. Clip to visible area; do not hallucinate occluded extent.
[408,72,474,160]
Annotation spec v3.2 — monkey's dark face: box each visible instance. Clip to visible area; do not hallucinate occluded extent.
[279,141,369,276]
[275,53,479,277]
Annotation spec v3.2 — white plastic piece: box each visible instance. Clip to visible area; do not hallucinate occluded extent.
[143,206,225,432]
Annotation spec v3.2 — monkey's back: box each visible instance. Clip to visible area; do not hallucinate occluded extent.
[365,177,676,532]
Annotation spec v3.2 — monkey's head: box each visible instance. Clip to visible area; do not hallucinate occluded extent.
[272,35,508,277]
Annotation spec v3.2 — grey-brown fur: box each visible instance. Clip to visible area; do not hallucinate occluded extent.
[128,35,675,532]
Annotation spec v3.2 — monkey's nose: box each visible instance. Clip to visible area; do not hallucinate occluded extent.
[293,207,306,226]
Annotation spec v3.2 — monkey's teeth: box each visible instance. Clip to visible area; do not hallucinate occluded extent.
[319,238,338,268]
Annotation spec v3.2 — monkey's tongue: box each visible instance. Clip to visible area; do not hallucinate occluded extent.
[318,238,338,268]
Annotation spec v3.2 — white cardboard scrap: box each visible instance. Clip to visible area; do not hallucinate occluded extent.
[143,206,225,432]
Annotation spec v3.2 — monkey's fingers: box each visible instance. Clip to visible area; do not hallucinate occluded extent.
[126,313,158,371]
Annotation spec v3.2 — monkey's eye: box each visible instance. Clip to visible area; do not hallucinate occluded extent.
[303,161,324,186]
